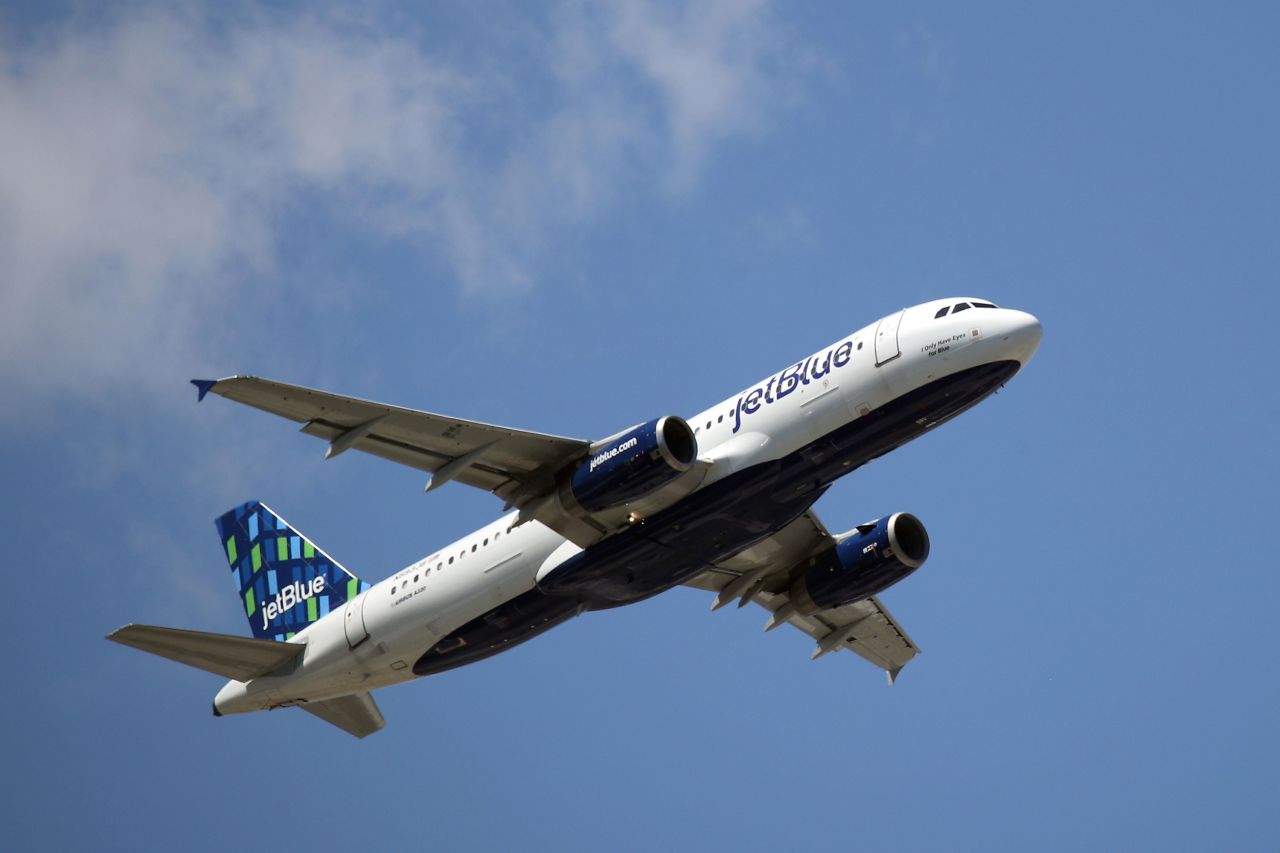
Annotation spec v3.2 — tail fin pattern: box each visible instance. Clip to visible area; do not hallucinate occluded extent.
[215,501,369,641]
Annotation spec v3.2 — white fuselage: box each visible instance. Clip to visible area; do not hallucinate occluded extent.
[215,298,1041,715]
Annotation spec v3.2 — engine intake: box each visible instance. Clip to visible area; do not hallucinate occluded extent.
[790,512,930,614]
[565,416,698,513]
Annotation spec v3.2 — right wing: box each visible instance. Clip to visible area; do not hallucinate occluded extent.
[684,510,920,682]
[194,376,613,544]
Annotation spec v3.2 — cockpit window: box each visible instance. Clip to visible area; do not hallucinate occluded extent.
[973,301,998,309]
[934,306,950,319]
[952,302,971,313]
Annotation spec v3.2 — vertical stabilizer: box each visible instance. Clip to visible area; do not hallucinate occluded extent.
[215,501,369,640]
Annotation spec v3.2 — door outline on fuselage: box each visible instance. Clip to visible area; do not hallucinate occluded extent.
[344,591,369,648]
[875,310,904,366]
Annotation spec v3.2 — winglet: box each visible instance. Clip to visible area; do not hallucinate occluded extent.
[191,379,217,402]
[886,666,902,686]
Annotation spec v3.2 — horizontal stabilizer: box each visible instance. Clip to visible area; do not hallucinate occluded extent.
[106,624,305,682]
[301,691,385,738]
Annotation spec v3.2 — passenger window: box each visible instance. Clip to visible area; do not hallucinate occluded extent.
[717,415,723,423]
[471,544,477,553]
[483,538,489,546]
[935,306,950,318]
[952,303,971,313]
[413,574,419,582]
[391,585,396,594]
[448,556,453,565]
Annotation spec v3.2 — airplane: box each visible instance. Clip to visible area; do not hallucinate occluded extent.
[108,297,1041,738]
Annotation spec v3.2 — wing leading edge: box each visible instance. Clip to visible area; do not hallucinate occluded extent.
[684,510,920,682]
[194,376,608,542]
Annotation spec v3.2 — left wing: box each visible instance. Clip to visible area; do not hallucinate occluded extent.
[684,510,920,682]
[193,376,609,544]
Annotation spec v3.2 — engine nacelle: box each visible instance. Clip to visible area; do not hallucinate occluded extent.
[790,512,930,614]
[563,416,698,513]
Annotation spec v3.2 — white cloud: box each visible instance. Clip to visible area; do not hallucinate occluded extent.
[0,2,813,405]
[608,0,796,188]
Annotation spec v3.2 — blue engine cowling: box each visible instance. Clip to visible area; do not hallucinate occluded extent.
[565,416,698,513]
[790,513,930,613]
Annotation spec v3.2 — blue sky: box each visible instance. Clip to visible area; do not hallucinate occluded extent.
[2,2,1278,850]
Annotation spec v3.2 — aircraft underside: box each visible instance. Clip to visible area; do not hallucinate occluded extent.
[414,359,1020,677]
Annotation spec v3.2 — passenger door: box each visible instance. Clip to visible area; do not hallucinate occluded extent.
[874,310,903,366]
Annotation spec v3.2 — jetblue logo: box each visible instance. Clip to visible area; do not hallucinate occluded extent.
[260,576,326,631]
[732,340,855,433]
[589,436,639,472]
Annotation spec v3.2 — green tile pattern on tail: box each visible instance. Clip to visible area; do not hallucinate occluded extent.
[215,501,370,641]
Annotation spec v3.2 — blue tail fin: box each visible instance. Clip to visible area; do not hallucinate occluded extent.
[215,501,369,640]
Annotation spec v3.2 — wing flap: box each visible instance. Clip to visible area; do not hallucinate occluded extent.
[300,691,385,738]
[764,593,919,675]
[299,420,513,491]
[106,624,305,682]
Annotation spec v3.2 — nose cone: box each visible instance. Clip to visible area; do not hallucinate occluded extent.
[1004,310,1042,365]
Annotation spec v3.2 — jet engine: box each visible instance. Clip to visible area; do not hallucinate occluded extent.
[562,416,698,513]
[789,513,930,614]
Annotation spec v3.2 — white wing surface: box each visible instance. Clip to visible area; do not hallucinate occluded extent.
[684,510,920,682]
[195,376,607,542]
